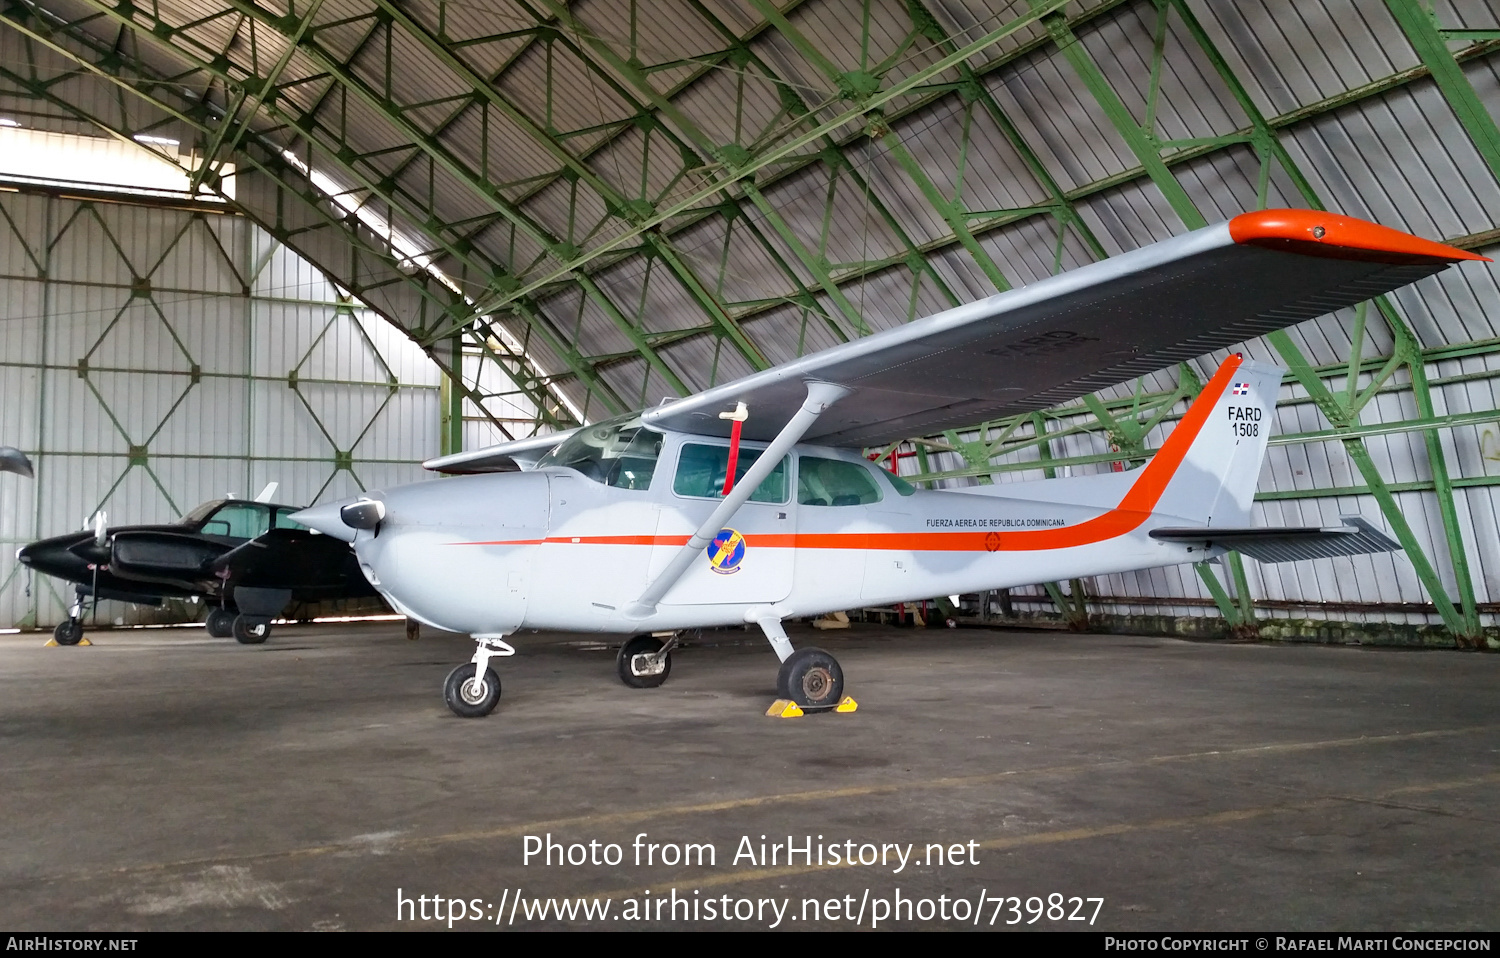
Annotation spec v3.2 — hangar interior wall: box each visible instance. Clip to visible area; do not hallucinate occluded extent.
[0,190,446,628]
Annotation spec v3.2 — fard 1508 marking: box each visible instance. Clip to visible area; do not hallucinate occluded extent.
[1228,405,1262,437]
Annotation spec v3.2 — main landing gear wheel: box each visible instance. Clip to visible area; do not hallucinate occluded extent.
[777,647,844,709]
[444,663,502,718]
[232,615,271,645]
[616,634,672,689]
[53,619,83,646]
[206,607,235,639]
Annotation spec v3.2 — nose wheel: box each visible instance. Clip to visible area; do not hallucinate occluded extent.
[52,618,84,646]
[444,663,502,717]
[445,635,515,717]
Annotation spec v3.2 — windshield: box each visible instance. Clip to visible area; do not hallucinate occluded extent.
[199,502,273,539]
[536,415,663,490]
[181,499,227,525]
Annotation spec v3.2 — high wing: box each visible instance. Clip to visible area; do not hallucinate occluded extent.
[424,427,580,474]
[638,210,1485,446]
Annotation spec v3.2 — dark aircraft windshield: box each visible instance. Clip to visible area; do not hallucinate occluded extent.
[537,415,663,490]
[181,499,227,525]
[199,502,274,539]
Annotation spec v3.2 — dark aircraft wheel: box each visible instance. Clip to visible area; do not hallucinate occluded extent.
[53,619,83,646]
[206,607,235,639]
[616,634,671,689]
[444,663,501,718]
[232,615,271,645]
[777,647,843,709]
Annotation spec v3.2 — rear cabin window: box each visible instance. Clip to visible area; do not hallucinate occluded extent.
[673,444,789,503]
[880,468,918,496]
[798,457,883,506]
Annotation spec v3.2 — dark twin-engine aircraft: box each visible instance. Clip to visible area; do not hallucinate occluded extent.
[18,489,377,644]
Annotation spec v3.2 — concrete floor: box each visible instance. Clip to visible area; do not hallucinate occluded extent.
[0,620,1495,931]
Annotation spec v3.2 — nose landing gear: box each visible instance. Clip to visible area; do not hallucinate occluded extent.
[52,589,87,646]
[444,662,502,718]
[445,635,515,717]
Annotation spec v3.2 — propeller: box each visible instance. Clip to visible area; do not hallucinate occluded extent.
[93,510,109,548]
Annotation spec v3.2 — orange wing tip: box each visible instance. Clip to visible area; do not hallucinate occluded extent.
[1229,209,1490,264]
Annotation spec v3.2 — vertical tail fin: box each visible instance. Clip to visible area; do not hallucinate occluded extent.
[1150,354,1281,527]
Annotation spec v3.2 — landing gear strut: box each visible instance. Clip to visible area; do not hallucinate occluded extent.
[54,590,86,646]
[445,636,514,717]
[757,614,846,709]
[616,634,674,689]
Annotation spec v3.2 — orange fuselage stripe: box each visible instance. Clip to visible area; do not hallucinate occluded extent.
[456,355,1242,554]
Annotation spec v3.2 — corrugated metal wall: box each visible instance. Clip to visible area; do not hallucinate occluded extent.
[0,190,444,628]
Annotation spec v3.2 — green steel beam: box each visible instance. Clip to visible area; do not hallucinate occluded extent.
[462,0,1073,314]
[1010,0,1487,640]
[1034,1,1205,230]
[468,0,868,355]
[38,0,634,416]
[1383,0,1500,185]
[0,5,554,438]
[91,0,693,397]
[356,0,762,379]
[191,0,326,193]
[1194,562,1245,628]
[1169,0,1482,641]
[1263,331,1469,640]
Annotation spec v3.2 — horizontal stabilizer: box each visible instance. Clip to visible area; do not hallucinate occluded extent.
[422,428,579,474]
[1149,518,1401,563]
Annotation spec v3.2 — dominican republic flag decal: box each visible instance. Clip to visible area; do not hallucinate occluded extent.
[1231,382,1251,396]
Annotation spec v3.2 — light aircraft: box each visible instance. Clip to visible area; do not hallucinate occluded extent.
[291,210,1486,718]
[19,484,377,645]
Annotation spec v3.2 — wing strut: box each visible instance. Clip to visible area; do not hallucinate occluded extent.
[625,381,851,618]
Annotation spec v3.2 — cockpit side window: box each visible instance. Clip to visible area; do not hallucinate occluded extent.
[200,503,273,539]
[673,444,789,503]
[797,456,883,506]
[536,416,663,490]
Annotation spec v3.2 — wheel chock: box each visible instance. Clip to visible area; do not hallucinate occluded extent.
[766,696,858,717]
[43,637,92,647]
